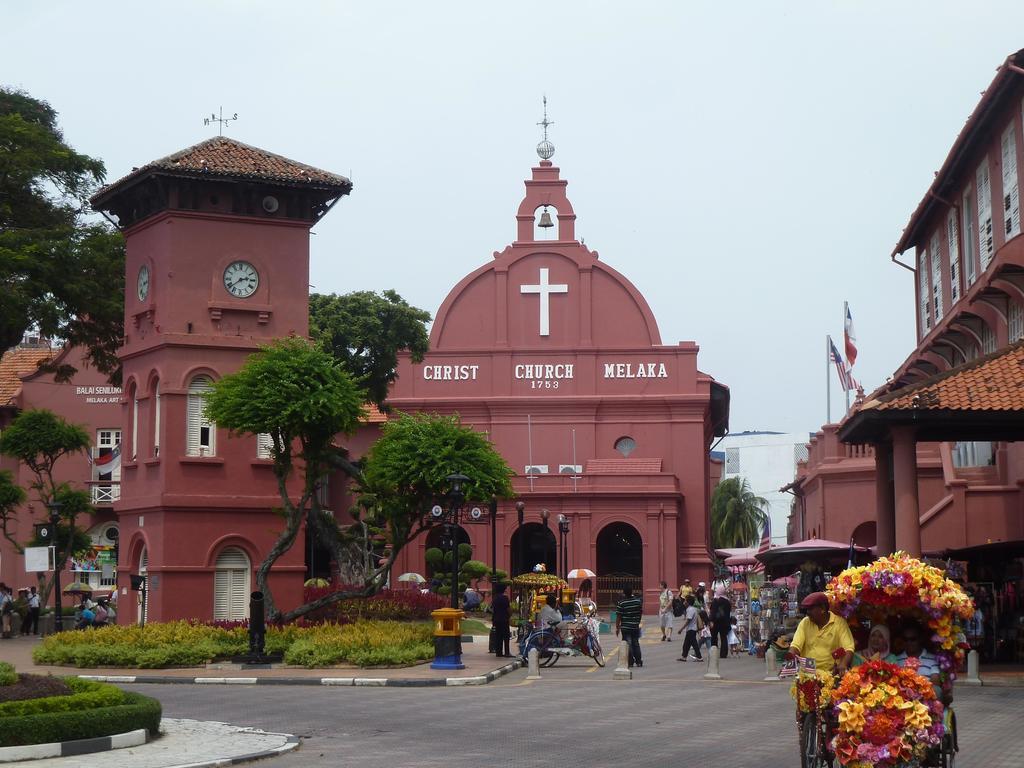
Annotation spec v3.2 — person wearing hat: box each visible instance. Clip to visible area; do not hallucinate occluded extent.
[789,592,854,675]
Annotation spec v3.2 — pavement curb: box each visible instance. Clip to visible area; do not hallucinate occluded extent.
[0,727,148,764]
[77,658,523,688]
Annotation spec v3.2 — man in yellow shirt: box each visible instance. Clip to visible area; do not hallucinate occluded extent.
[790,592,854,674]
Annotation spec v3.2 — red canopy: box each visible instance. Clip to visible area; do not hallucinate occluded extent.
[755,538,867,571]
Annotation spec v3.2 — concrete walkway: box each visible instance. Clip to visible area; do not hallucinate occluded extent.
[11,719,297,768]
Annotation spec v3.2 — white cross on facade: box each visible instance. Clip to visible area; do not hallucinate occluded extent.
[520,267,568,337]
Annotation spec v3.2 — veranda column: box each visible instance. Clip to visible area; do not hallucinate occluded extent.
[891,426,921,557]
[874,440,895,556]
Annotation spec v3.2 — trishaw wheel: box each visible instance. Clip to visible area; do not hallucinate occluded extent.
[541,652,559,667]
[800,712,827,768]
[591,637,605,666]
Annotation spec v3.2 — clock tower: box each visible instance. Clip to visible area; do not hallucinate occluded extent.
[91,137,351,622]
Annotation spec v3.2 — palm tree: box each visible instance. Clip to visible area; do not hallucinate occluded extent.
[710,477,770,549]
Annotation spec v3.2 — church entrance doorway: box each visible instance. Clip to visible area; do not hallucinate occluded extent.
[509,522,556,577]
[424,525,471,579]
[595,522,643,608]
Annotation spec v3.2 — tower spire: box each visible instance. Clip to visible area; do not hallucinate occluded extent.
[536,96,555,160]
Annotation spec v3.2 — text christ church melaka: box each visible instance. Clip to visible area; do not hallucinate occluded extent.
[375,145,729,613]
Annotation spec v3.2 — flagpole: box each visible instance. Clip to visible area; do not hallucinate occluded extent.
[844,302,851,413]
[527,414,534,493]
[826,335,832,423]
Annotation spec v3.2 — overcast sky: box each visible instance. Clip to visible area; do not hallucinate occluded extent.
[5,1,1024,434]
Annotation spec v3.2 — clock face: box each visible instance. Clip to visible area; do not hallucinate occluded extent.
[223,261,259,298]
[137,265,150,301]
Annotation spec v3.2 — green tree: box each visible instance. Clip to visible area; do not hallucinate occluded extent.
[309,290,430,408]
[0,409,94,602]
[205,337,367,620]
[710,476,770,549]
[0,470,27,553]
[0,87,124,380]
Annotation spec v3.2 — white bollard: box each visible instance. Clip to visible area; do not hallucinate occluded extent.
[526,647,541,680]
[613,640,632,680]
[764,648,781,681]
[963,649,982,685]
[704,644,722,680]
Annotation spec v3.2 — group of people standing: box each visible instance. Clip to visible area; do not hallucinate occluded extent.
[0,583,41,638]
[657,579,737,662]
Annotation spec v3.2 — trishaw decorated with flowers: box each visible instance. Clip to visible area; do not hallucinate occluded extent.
[511,570,604,667]
[790,552,974,768]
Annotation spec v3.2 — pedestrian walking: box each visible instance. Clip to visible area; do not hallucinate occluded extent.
[658,581,674,641]
[490,582,511,657]
[0,584,13,639]
[615,586,643,668]
[27,586,40,635]
[676,594,703,661]
[728,616,741,655]
[709,584,732,658]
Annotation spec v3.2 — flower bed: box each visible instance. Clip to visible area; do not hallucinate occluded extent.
[32,619,433,669]
[0,676,161,748]
[300,586,446,624]
[827,551,974,676]
[831,659,944,767]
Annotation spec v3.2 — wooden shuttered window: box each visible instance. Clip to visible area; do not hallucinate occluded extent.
[930,231,943,321]
[153,381,161,457]
[139,549,148,626]
[186,375,216,456]
[918,250,930,335]
[963,189,977,286]
[1003,122,1021,241]
[1009,301,1024,343]
[947,210,960,302]
[213,547,251,621]
[131,389,139,461]
[256,432,274,459]
[977,158,994,269]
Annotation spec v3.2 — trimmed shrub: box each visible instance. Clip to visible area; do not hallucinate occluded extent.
[301,586,446,624]
[283,620,433,668]
[0,678,124,717]
[0,690,161,747]
[0,663,15,687]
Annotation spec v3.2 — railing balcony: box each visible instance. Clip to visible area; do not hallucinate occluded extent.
[90,483,120,505]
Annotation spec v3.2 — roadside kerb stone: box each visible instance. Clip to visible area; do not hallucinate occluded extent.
[0,728,147,764]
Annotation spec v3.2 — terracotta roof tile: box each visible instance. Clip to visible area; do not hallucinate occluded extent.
[361,404,388,424]
[584,458,663,474]
[92,137,351,203]
[0,347,54,405]
[867,341,1024,413]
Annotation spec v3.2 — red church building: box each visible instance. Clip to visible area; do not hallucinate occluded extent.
[1,133,728,620]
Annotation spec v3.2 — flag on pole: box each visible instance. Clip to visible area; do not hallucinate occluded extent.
[844,305,858,367]
[93,443,121,475]
[756,516,771,555]
[829,337,854,391]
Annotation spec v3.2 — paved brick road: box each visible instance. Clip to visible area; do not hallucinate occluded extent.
[128,629,1024,768]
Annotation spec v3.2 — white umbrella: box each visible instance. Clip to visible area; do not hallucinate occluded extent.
[396,572,427,583]
[567,568,596,579]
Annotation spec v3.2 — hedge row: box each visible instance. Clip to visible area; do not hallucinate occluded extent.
[0,678,123,717]
[0,663,15,687]
[0,689,161,748]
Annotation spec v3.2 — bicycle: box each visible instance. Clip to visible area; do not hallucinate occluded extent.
[787,659,837,768]
[521,618,605,668]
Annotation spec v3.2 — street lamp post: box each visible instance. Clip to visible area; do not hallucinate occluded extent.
[515,501,525,577]
[540,508,550,572]
[429,473,471,671]
[445,473,468,610]
[489,497,498,586]
[558,514,570,580]
[46,501,64,633]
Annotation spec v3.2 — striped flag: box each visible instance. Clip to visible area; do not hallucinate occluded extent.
[829,337,854,391]
[757,516,771,555]
[844,305,858,367]
[92,443,121,475]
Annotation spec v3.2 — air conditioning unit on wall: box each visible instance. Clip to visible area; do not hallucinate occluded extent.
[524,465,548,475]
[559,464,582,474]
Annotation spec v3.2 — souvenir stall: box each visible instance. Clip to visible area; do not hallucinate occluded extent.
[947,541,1024,664]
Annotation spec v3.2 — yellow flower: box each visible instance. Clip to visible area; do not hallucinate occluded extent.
[838,701,866,732]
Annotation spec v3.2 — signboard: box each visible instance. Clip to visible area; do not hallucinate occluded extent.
[24,546,51,572]
[70,544,116,572]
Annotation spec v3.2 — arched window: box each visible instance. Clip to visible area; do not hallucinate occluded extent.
[130,383,139,461]
[186,375,216,456]
[138,547,148,626]
[981,323,997,355]
[213,547,251,621]
[152,379,161,457]
[614,436,636,457]
[534,205,558,240]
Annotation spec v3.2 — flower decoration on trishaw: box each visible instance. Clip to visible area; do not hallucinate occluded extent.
[788,551,974,768]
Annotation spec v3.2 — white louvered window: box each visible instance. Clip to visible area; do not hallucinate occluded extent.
[1002,122,1021,241]
[965,342,979,362]
[981,323,997,355]
[213,547,251,621]
[138,548,148,626]
[1009,301,1024,343]
[930,231,943,321]
[256,432,273,459]
[186,375,216,456]
[977,158,994,269]
[918,250,930,335]
[725,447,741,474]
[131,387,139,461]
[963,189,977,286]
[152,381,161,457]
[947,210,960,302]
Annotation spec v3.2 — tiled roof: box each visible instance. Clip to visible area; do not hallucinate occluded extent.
[865,341,1024,413]
[362,404,388,424]
[92,137,351,202]
[0,347,54,405]
[584,458,663,474]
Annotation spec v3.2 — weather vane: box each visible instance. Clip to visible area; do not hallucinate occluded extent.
[536,96,555,160]
[204,107,238,136]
